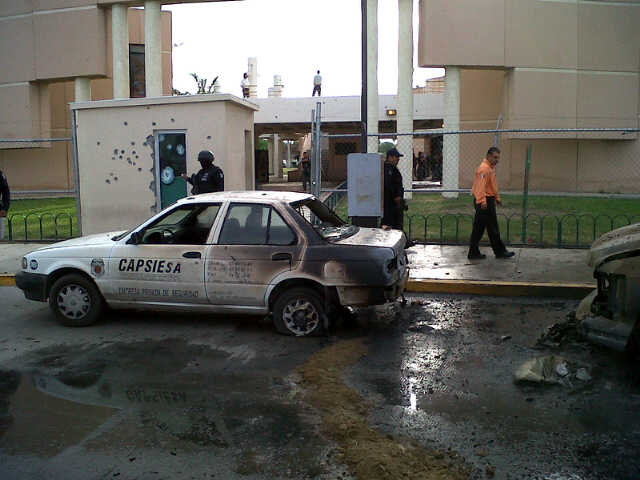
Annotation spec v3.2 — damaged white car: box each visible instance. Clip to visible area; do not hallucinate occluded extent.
[577,223,640,351]
[16,191,408,336]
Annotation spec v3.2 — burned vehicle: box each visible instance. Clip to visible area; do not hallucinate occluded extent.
[576,223,640,351]
[16,191,408,336]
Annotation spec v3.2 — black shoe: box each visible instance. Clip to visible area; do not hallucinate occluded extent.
[467,253,486,260]
[496,251,515,259]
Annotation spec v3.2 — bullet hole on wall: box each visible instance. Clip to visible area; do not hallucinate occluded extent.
[133,162,136,166]
[132,150,136,154]
[110,173,114,177]
[124,121,128,126]
[135,155,139,159]
[131,141,135,146]
[111,157,115,160]
[97,141,100,145]
[113,177,118,181]
[113,148,118,155]
[152,122,156,126]
[119,156,123,160]
[121,150,125,154]
[170,118,175,122]
[138,168,142,172]
[207,135,211,140]
[127,159,132,165]
[105,179,111,184]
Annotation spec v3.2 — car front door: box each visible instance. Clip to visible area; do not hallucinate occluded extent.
[205,203,301,306]
[107,203,221,305]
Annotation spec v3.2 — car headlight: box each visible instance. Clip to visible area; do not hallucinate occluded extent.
[22,257,28,269]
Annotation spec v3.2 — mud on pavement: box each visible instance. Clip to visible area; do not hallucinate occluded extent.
[2,293,640,479]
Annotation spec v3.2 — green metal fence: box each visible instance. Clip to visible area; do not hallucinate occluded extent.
[4,213,78,242]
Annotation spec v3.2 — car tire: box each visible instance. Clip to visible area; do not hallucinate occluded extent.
[48,274,104,327]
[273,287,326,337]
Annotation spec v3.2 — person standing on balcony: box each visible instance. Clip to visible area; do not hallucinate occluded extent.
[0,170,10,240]
[312,70,322,96]
[468,147,514,260]
[241,73,250,98]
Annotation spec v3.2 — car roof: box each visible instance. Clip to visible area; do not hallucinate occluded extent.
[178,190,315,204]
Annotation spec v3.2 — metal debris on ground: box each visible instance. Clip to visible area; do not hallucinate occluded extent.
[536,313,586,349]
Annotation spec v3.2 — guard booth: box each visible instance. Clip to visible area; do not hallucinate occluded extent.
[71,95,258,235]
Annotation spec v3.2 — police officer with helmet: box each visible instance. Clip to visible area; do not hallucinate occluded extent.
[182,150,224,194]
[381,148,407,231]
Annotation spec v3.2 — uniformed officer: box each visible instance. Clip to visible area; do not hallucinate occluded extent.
[182,150,224,194]
[0,170,9,240]
[382,148,406,230]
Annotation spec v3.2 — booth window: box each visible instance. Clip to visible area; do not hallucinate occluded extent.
[129,44,145,98]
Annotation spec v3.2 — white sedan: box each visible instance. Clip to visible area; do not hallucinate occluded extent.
[16,191,408,336]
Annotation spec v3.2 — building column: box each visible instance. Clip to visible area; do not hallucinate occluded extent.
[443,66,460,198]
[112,4,129,99]
[248,57,258,98]
[366,0,379,153]
[144,0,162,97]
[274,133,282,178]
[397,0,413,199]
[74,77,91,102]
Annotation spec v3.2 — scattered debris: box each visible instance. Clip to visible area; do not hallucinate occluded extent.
[576,368,592,382]
[514,355,592,387]
[500,335,512,342]
[536,313,585,349]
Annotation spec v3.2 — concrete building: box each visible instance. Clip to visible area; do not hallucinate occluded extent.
[0,3,174,194]
[419,0,640,193]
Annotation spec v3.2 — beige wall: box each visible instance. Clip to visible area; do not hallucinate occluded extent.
[0,7,172,193]
[73,95,257,234]
[420,1,640,194]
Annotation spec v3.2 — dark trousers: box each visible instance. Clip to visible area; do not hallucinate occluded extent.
[469,197,507,256]
[312,85,321,96]
[382,204,404,231]
[302,170,310,191]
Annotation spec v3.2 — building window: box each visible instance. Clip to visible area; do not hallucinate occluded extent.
[129,44,145,98]
[334,142,357,155]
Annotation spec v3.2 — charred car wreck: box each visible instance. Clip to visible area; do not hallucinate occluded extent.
[577,223,640,351]
[16,191,408,337]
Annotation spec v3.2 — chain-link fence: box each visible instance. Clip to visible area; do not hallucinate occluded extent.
[319,127,640,248]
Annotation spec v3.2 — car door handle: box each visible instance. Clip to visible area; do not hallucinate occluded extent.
[272,253,292,262]
[182,251,201,259]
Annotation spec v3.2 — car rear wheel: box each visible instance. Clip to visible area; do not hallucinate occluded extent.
[48,274,104,327]
[273,287,325,337]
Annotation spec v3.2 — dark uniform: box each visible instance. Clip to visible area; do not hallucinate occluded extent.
[0,170,9,240]
[382,159,404,230]
[0,171,9,213]
[186,165,224,194]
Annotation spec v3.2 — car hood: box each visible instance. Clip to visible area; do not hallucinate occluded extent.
[588,222,640,268]
[334,227,406,256]
[34,231,127,251]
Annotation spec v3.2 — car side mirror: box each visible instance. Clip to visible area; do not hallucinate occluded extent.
[127,231,142,245]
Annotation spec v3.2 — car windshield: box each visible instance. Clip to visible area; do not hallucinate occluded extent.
[291,198,358,241]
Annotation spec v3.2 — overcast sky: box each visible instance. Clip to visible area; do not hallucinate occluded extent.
[164,0,444,98]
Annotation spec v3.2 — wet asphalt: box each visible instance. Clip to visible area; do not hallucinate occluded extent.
[1,286,640,479]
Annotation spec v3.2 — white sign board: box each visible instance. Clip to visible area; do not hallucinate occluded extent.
[347,153,383,217]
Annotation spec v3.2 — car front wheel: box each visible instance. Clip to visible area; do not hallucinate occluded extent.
[273,287,325,337]
[48,274,104,327]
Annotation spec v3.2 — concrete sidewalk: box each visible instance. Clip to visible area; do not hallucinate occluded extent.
[0,242,595,297]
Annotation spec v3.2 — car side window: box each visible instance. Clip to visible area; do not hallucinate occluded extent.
[219,204,270,245]
[218,204,296,246]
[141,204,221,245]
[268,209,296,245]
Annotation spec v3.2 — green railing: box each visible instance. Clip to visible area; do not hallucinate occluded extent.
[4,213,78,242]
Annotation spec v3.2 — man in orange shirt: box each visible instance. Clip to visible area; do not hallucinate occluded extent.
[468,147,514,260]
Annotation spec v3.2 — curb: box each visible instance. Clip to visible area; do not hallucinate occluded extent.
[1,273,594,299]
[406,279,594,299]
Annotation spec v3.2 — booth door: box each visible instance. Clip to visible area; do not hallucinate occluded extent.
[156,131,188,209]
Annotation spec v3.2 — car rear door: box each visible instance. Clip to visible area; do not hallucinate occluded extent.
[205,203,301,306]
